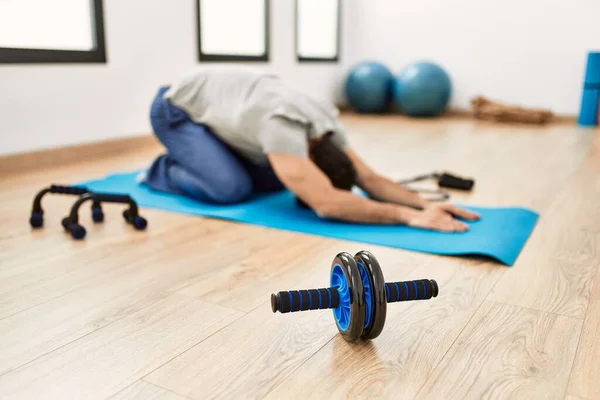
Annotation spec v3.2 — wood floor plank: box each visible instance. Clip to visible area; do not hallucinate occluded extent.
[348,116,593,211]
[566,265,600,400]
[417,301,582,400]
[0,216,215,320]
[488,151,600,319]
[145,299,335,400]
[110,380,187,400]
[265,257,505,399]
[1,115,599,399]
[564,395,589,400]
[0,294,241,399]
[0,207,190,281]
[0,222,235,375]
[464,124,595,210]
[178,235,326,312]
[0,222,311,375]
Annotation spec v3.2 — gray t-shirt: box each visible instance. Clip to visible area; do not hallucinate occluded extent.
[163,68,349,165]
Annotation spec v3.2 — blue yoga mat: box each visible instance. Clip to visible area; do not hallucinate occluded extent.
[79,172,539,266]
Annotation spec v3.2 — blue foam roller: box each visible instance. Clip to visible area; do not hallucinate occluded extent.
[578,88,600,126]
[584,52,600,85]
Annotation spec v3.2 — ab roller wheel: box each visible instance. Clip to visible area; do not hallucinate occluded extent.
[356,251,387,340]
[271,250,439,342]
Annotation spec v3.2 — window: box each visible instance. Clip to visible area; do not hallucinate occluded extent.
[296,0,340,62]
[197,0,269,62]
[0,0,106,64]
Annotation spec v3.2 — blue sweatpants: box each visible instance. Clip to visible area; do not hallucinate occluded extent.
[144,87,284,204]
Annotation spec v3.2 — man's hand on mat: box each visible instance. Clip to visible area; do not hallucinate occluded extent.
[408,204,480,233]
[427,203,481,221]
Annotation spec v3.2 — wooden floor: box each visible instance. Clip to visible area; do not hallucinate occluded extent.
[1,115,599,400]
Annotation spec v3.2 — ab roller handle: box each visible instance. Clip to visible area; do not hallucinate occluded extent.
[271,288,340,314]
[271,279,438,314]
[270,251,440,343]
[385,279,438,303]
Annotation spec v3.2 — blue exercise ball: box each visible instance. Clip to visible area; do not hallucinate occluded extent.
[393,61,452,117]
[344,61,393,113]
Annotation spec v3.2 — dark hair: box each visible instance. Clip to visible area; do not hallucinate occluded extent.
[297,132,357,209]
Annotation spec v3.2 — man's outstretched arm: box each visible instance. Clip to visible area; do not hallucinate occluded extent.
[267,152,472,232]
[345,149,428,208]
[345,149,481,221]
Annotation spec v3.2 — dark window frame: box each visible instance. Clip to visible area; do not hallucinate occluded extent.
[295,0,341,63]
[0,0,107,64]
[196,0,270,62]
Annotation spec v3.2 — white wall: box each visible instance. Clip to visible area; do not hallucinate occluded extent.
[6,0,593,157]
[345,0,600,115]
[0,0,351,156]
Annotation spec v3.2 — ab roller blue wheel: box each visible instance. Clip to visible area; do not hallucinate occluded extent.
[271,251,439,342]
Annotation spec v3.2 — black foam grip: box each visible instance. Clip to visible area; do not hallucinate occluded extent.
[290,291,300,312]
[275,287,339,313]
[278,291,291,313]
[438,173,474,191]
[386,280,438,303]
[94,193,131,203]
[299,290,310,310]
[308,289,319,309]
[50,185,88,195]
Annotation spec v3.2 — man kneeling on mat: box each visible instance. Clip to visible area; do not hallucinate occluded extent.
[141,68,479,233]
